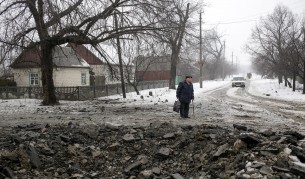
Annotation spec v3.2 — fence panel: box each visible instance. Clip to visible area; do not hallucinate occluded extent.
[0,80,169,100]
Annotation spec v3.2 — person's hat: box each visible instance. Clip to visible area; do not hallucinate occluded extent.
[185,75,192,79]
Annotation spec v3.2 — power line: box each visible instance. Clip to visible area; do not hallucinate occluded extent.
[203,0,305,26]
[203,19,257,26]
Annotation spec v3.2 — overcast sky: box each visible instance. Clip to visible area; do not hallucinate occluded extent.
[203,0,305,72]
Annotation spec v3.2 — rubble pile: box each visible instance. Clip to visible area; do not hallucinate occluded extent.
[0,122,305,178]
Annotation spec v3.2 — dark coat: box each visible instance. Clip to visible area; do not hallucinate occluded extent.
[176,81,194,103]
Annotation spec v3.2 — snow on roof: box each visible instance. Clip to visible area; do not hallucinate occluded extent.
[52,46,90,68]
[11,46,90,69]
[67,43,103,65]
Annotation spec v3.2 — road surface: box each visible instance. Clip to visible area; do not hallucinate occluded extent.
[0,80,304,135]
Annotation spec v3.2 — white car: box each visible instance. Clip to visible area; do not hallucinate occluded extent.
[232,77,245,87]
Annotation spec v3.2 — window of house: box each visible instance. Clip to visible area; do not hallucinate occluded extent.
[81,72,86,85]
[29,73,39,86]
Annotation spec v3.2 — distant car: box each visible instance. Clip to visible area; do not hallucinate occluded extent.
[232,77,245,87]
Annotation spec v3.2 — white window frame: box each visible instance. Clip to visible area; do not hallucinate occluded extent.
[29,72,39,86]
[81,72,87,85]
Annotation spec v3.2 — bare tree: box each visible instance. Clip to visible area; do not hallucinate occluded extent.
[247,5,296,85]
[288,19,305,93]
[147,0,201,89]
[121,37,165,95]
[202,29,225,80]
[0,0,161,105]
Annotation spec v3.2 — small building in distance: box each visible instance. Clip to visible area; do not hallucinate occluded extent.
[134,55,199,84]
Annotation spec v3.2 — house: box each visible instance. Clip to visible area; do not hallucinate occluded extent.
[11,46,90,87]
[67,43,106,85]
[135,55,171,81]
[68,43,135,85]
[134,55,199,83]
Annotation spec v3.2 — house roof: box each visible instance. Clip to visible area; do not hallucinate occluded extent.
[10,47,41,68]
[53,46,90,68]
[67,43,103,65]
[11,46,90,69]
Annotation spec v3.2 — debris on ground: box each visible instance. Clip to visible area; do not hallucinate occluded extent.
[0,122,305,178]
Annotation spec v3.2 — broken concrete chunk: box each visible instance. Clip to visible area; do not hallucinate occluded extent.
[171,173,184,179]
[290,146,305,163]
[259,166,273,175]
[123,134,135,142]
[239,133,262,147]
[152,167,161,175]
[163,133,175,139]
[156,147,171,158]
[124,161,142,173]
[213,143,229,157]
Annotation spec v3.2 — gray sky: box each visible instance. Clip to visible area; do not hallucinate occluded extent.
[203,0,305,71]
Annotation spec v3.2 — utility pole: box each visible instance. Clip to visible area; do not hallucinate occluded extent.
[222,40,225,81]
[199,12,203,88]
[236,56,238,74]
[231,52,234,76]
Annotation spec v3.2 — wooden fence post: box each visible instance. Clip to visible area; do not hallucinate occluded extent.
[106,85,109,96]
[28,87,32,98]
[5,86,8,99]
[77,86,80,101]
[93,85,96,98]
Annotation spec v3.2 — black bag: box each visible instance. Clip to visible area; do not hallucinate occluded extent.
[173,100,180,113]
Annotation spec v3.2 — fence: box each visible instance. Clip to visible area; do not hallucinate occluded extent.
[0,80,169,101]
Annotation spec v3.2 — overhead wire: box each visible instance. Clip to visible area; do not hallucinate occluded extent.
[203,0,305,26]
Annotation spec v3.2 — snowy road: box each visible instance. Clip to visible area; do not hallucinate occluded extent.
[202,81,305,134]
[0,80,304,135]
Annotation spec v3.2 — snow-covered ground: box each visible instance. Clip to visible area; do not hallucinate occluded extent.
[101,80,230,106]
[248,78,305,103]
[1,78,304,134]
[1,78,304,115]
[0,81,228,110]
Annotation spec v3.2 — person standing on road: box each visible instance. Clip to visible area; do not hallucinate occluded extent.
[176,76,194,118]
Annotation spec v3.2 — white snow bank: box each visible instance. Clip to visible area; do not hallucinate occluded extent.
[248,79,305,103]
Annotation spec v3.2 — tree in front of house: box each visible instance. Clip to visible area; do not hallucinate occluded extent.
[0,0,161,105]
[148,0,202,89]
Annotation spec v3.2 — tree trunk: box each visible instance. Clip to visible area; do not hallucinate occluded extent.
[278,75,283,84]
[114,13,126,98]
[199,63,203,88]
[303,61,305,94]
[41,43,57,105]
[284,75,288,87]
[293,72,296,92]
[287,80,292,88]
[132,84,140,95]
[168,3,190,90]
[199,12,203,88]
[169,48,178,89]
